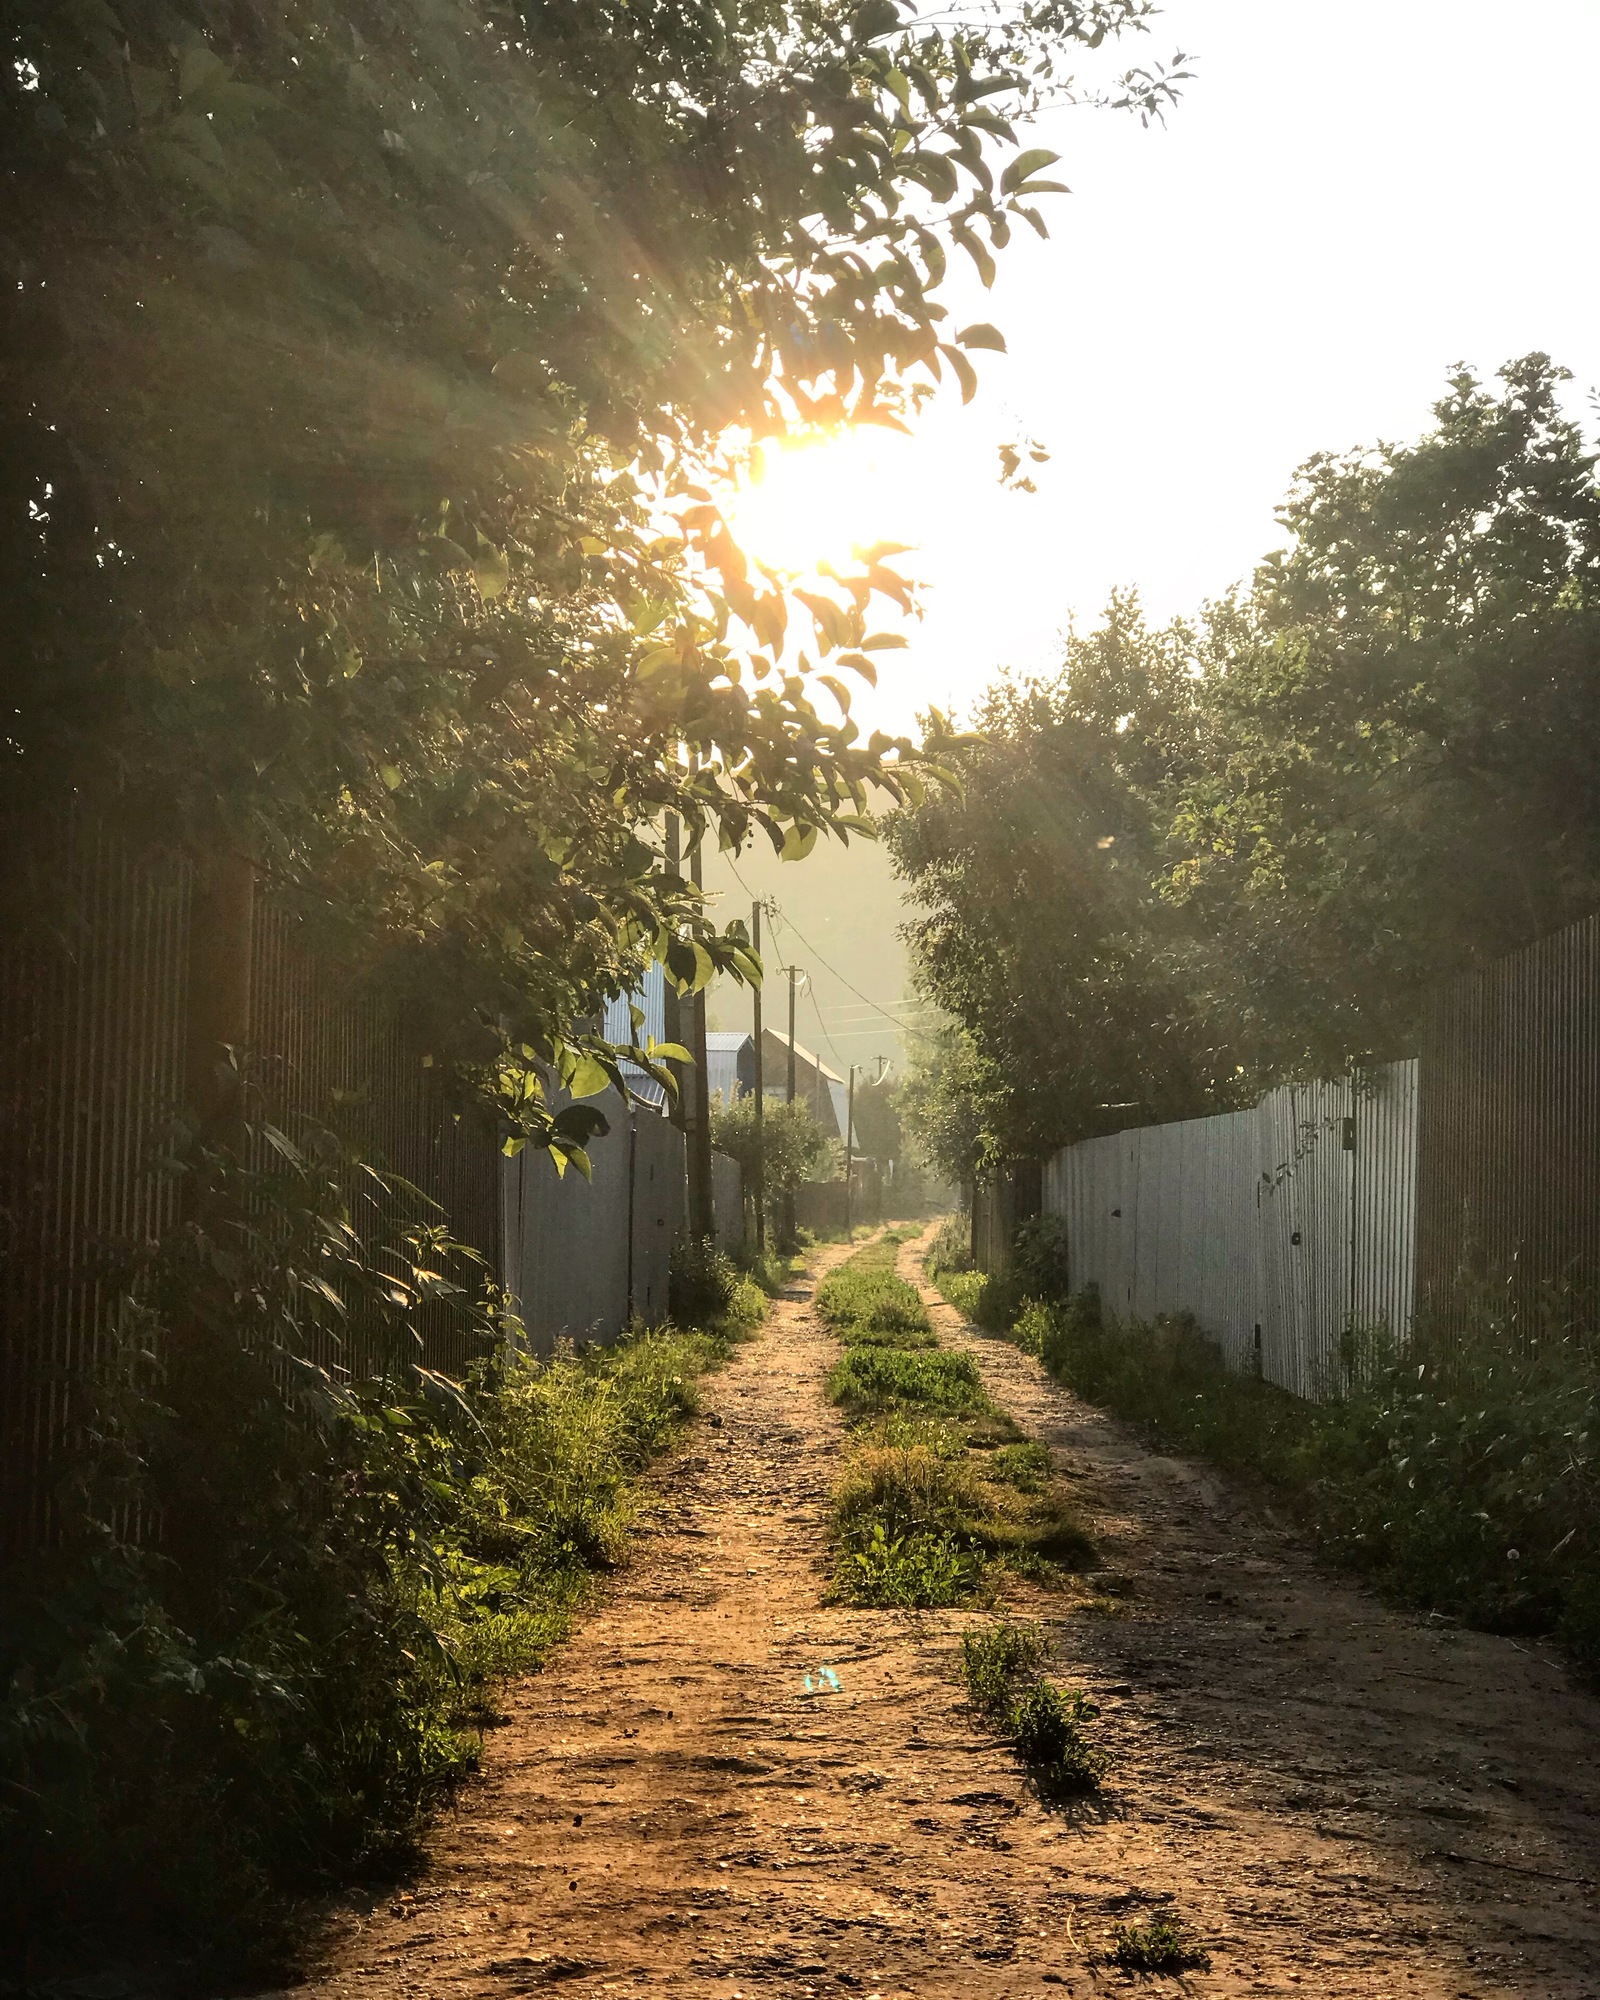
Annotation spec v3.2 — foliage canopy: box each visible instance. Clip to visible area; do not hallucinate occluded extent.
[1,0,1176,1153]
[890,355,1600,1158]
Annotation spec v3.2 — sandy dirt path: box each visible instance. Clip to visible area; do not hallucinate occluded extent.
[276,1230,1600,2000]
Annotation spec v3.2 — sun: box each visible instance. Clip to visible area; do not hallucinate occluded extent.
[719,426,925,578]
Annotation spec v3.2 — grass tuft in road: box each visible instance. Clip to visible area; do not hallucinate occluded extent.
[823,1233,1095,1606]
[960,1618,1108,1797]
[1104,1913,1212,1974]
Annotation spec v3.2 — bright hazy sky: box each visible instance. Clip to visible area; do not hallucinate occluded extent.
[730,0,1600,738]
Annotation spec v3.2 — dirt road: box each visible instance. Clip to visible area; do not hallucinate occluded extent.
[281,1231,1600,1999]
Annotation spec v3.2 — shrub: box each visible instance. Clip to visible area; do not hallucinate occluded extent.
[1011,1212,1072,1302]
[0,1148,757,1953]
[668,1233,740,1328]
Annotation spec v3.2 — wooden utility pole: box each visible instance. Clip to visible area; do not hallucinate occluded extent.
[785,966,800,1103]
[843,1063,857,1236]
[782,964,803,1247]
[662,813,684,1125]
[687,832,714,1241]
[751,900,765,1256]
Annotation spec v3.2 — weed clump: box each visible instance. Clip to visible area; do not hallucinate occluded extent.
[960,1618,1048,1714]
[1105,1912,1211,1973]
[830,1441,986,1607]
[826,1344,987,1418]
[1008,1678,1107,1797]
[834,1523,981,1608]
[958,1618,1107,1796]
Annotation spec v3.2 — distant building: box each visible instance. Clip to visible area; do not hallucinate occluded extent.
[704,1027,847,1139]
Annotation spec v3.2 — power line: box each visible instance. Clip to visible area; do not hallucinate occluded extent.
[723,853,940,1045]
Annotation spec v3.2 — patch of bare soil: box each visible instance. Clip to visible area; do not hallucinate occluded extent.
[269,1229,1600,2000]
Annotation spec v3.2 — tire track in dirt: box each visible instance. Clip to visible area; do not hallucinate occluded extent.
[907,1228,1600,1999]
[272,1230,1600,2000]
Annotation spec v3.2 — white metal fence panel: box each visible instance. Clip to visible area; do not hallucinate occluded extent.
[1044,1061,1417,1401]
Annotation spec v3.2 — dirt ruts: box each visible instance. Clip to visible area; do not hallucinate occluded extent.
[271,1229,1600,2000]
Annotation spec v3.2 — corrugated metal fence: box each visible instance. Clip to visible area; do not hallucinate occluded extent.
[1417,913,1600,1334]
[1,817,501,1553]
[1043,1064,1418,1401]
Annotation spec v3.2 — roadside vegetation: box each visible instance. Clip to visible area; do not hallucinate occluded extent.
[0,1141,767,1955]
[822,1233,1093,1608]
[927,1220,1600,1676]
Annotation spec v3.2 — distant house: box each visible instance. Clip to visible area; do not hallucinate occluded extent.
[704,1027,847,1140]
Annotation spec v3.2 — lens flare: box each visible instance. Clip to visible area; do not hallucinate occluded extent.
[720,427,925,577]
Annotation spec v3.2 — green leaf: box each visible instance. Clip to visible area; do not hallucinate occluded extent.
[1001,148,1061,195]
[957,323,1007,353]
[474,538,510,600]
[566,1053,612,1099]
[940,343,979,403]
[781,822,820,862]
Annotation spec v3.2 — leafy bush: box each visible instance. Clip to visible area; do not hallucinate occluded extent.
[0,1136,758,1953]
[669,1233,741,1328]
[1011,1212,1072,1302]
[1007,1678,1107,1796]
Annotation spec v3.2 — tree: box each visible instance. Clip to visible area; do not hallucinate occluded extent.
[710,1091,833,1237]
[1165,354,1600,1075]
[890,356,1600,1156]
[887,601,1232,1161]
[0,0,1178,1158]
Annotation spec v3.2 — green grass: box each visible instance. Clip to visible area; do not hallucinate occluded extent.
[816,1238,934,1346]
[826,1343,988,1417]
[821,1235,1095,1606]
[1011,1287,1600,1676]
[1,1297,763,1954]
[958,1619,1107,1798]
[1105,1913,1211,1974]
[960,1617,1048,1714]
